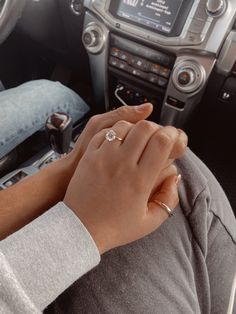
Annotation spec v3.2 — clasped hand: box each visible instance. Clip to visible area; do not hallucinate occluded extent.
[64,105,188,254]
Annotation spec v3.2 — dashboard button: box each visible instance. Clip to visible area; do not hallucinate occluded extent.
[188,18,206,34]
[147,73,159,84]
[119,51,130,61]
[159,67,171,78]
[157,77,168,88]
[219,91,235,102]
[193,4,208,21]
[109,56,119,67]
[118,61,127,70]
[111,47,120,57]
[130,68,147,79]
[150,64,161,75]
[131,57,150,72]
[166,97,185,110]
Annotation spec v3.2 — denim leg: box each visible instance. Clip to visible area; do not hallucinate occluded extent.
[0,80,89,159]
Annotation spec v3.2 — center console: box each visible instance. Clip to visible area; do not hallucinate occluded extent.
[82,0,236,127]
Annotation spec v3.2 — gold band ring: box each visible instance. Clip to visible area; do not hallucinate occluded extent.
[153,200,174,217]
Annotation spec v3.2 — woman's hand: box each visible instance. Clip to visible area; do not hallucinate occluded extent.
[67,104,187,169]
[64,121,185,254]
[65,104,187,190]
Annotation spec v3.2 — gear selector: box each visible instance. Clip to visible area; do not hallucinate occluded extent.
[46,112,73,156]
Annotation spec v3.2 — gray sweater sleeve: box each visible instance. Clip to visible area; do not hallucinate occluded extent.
[0,202,101,313]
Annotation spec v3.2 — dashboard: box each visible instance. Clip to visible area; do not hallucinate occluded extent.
[82,0,236,127]
[109,0,194,37]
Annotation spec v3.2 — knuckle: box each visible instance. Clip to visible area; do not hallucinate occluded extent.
[87,114,101,128]
[155,131,173,147]
[136,120,154,131]
[179,141,188,154]
[178,129,188,146]
[165,125,179,135]
[114,120,132,128]
[116,106,130,118]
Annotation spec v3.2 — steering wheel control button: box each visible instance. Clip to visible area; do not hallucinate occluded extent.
[82,24,105,54]
[172,61,206,93]
[206,0,226,17]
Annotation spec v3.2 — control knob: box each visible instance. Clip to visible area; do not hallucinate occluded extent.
[177,69,196,86]
[82,24,105,54]
[83,30,99,48]
[172,61,206,93]
[70,0,83,15]
[206,0,226,16]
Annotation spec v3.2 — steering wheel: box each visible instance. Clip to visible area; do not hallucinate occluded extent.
[0,0,26,44]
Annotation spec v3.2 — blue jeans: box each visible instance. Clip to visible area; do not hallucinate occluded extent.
[0,80,89,159]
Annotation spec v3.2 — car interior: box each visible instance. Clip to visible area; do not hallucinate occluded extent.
[0,0,235,217]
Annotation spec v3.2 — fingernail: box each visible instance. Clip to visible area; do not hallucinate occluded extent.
[175,174,182,185]
[135,103,153,112]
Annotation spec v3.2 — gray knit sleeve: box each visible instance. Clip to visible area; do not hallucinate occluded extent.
[0,202,101,313]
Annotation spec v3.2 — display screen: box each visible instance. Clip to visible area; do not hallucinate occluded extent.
[116,0,184,34]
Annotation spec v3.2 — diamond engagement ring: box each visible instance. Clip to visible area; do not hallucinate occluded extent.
[154,200,174,217]
[105,130,123,142]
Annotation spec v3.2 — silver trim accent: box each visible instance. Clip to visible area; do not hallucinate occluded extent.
[216,30,236,75]
[83,12,110,109]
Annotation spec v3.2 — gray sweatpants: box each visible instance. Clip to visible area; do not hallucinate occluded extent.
[45,149,236,314]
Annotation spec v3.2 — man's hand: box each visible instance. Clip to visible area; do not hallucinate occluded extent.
[64,121,184,254]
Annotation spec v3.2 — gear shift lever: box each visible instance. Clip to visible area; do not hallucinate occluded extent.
[46,112,73,156]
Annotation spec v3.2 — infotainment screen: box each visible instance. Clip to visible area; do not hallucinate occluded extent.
[110,0,194,37]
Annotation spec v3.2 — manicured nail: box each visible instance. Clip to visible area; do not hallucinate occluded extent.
[135,102,153,112]
[175,174,182,185]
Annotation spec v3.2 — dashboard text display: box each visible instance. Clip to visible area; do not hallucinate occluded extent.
[116,0,183,34]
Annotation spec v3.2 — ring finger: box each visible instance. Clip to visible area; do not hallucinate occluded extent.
[87,120,134,152]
